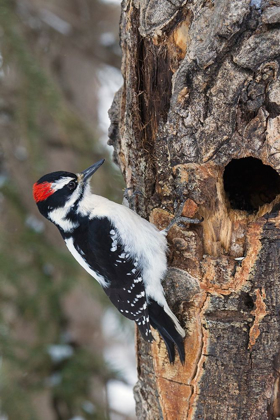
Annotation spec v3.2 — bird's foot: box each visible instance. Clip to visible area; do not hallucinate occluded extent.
[163,200,203,233]
[123,187,144,210]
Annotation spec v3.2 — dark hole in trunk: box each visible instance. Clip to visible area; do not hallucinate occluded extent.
[223,157,280,213]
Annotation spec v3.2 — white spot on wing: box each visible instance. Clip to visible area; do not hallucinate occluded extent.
[76,245,85,256]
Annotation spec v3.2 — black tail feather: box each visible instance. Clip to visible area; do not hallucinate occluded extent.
[148,299,185,364]
[153,326,175,363]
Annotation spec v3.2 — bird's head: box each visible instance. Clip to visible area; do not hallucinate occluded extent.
[33,159,105,220]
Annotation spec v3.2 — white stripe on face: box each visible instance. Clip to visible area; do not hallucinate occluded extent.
[47,177,85,231]
[52,177,74,191]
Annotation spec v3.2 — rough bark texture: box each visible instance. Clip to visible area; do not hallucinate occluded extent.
[109,0,280,419]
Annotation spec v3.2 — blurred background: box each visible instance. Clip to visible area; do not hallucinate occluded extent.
[0,0,138,419]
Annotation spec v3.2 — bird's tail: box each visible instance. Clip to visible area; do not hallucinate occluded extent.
[148,298,185,364]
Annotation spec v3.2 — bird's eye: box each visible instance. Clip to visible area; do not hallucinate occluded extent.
[68,181,76,190]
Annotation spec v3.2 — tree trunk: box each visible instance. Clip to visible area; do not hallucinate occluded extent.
[109,0,280,419]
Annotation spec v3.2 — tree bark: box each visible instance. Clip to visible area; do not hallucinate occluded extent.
[109,0,280,419]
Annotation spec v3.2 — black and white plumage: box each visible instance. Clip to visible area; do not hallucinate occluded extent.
[33,159,185,363]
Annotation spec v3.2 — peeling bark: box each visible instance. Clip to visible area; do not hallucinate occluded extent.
[109,0,280,418]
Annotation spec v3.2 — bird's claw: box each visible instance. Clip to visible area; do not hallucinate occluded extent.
[163,199,203,233]
[177,216,204,227]
[123,187,144,209]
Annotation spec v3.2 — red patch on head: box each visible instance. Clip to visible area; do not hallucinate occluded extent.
[33,182,54,203]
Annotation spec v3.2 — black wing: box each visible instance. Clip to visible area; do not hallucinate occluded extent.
[72,216,153,342]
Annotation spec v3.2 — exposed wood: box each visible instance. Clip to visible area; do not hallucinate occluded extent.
[109,0,280,418]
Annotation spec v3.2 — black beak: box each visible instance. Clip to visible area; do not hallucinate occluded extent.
[81,159,105,182]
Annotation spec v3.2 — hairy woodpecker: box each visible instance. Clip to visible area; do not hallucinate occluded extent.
[33,159,189,363]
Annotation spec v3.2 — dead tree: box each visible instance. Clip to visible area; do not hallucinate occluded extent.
[109,1,280,418]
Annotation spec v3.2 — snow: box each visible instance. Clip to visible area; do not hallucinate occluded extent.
[107,380,136,416]
[0,51,4,80]
[102,308,137,383]
[0,174,7,188]
[47,344,74,362]
[102,308,137,417]
[14,146,28,161]
[100,0,121,4]
[97,65,123,145]
[42,263,55,276]
[81,401,96,414]
[100,32,116,47]
[39,9,72,35]
[45,373,62,387]
[69,417,85,420]
[96,30,135,420]
[25,215,45,233]
[250,0,261,9]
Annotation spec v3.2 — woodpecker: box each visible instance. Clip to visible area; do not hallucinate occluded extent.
[33,159,195,363]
